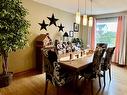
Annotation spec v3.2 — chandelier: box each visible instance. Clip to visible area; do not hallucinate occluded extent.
[75,0,81,24]
[83,0,87,26]
[88,0,93,27]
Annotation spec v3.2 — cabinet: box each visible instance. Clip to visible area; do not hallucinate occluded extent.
[35,33,53,73]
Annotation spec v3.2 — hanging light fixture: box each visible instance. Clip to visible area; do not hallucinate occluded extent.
[76,0,80,24]
[83,0,87,26]
[89,17,93,27]
[89,0,93,27]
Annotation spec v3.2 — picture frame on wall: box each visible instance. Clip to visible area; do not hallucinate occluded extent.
[73,23,79,32]
[69,31,74,37]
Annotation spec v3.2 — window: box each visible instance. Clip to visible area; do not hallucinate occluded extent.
[96,17,117,47]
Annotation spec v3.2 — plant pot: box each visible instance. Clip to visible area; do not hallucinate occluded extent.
[0,72,13,88]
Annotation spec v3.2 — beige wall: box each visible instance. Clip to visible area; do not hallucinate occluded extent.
[0,0,79,73]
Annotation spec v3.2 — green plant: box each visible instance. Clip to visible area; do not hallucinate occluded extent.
[0,0,30,74]
[71,38,84,48]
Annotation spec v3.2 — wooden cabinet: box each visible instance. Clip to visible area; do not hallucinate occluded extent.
[35,33,53,73]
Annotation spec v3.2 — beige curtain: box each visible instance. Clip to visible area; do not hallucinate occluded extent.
[113,16,127,65]
[87,17,96,49]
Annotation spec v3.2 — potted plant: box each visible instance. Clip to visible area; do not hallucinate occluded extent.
[71,38,84,48]
[0,0,30,87]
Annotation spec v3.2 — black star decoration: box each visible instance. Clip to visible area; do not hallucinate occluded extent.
[39,20,48,31]
[58,23,64,32]
[47,14,59,26]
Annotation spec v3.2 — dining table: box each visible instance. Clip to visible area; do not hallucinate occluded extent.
[58,51,94,93]
[59,51,94,72]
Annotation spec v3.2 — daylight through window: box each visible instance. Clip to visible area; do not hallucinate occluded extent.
[96,17,117,47]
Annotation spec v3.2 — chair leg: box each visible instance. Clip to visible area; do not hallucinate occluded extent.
[103,71,106,86]
[109,67,111,81]
[91,79,93,95]
[56,87,59,95]
[44,80,48,95]
[98,75,101,89]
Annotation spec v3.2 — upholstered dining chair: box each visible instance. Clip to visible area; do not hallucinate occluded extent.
[96,43,108,58]
[96,43,107,49]
[43,49,75,95]
[80,48,105,89]
[101,47,115,86]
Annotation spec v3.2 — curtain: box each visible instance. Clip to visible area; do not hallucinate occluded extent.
[113,16,126,65]
[87,17,96,49]
[91,17,96,49]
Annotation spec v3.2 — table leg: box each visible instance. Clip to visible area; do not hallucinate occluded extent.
[74,73,81,95]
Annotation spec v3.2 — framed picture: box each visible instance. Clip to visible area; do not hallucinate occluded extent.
[73,23,79,32]
[69,31,74,37]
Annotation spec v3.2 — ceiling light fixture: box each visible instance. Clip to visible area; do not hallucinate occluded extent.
[83,0,87,26]
[76,0,81,24]
[89,0,93,27]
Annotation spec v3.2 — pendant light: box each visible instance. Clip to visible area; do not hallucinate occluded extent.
[76,0,80,24]
[83,0,87,26]
[89,0,93,27]
[89,17,93,27]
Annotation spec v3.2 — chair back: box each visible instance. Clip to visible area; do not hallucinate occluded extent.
[92,48,105,77]
[96,43,107,49]
[103,47,115,70]
[43,49,55,82]
[43,49,67,86]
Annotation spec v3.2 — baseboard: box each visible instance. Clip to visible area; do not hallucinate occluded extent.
[13,68,37,78]
[112,62,127,68]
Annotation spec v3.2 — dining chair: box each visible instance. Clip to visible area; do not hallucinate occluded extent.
[101,47,115,86]
[80,48,105,89]
[96,43,107,49]
[43,49,75,95]
[96,43,107,58]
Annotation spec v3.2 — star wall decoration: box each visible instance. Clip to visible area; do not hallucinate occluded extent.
[39,20,48,31]
[47,14,59,26]
[58,23,64,32]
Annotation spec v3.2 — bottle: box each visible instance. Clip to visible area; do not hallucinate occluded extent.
[81,51,82,57]
[70,53,72,60]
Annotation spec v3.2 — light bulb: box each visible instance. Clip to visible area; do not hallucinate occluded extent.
[76,11,81,24]
[89,17,93,27]
[83,15,87,25]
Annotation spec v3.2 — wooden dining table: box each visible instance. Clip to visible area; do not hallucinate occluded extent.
[59,52,94,72]
[58,52,94,93]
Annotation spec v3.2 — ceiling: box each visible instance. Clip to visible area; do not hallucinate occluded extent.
[33,0,127,15]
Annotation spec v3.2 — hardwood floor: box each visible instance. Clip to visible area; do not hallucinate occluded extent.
[0,64,127,95]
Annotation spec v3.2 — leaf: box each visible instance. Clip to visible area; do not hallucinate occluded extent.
[0,0,30,54]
